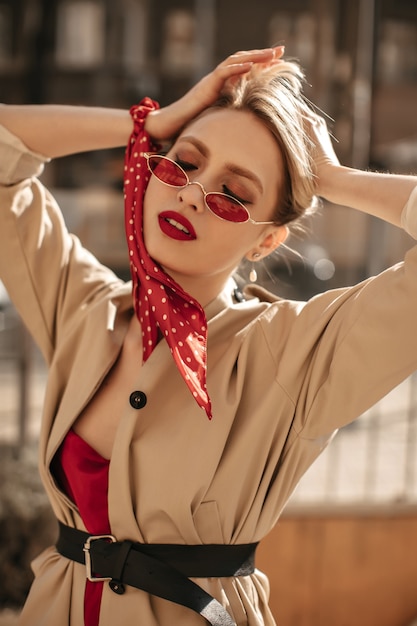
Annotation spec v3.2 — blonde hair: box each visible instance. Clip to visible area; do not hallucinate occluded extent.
[211,61,317,229]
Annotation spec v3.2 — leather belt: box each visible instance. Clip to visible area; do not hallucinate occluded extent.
[56,522,258,626]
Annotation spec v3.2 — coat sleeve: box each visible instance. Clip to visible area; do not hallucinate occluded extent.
[0,123,49,184]
[258,187,417,438]
[0,124,123,364]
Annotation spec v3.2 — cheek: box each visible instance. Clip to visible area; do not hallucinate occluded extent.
[142,186,160,252]
[142,181,169,231]
[143,178,166,212]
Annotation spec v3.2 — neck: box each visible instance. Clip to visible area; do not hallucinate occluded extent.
[161,269,231,308]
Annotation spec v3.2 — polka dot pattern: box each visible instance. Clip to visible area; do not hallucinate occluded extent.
[124,99,212,419]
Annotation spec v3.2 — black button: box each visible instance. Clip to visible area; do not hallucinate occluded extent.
[109,579,125,595]
[129,390,147,409]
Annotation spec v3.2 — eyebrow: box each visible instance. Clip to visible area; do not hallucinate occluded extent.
[177,136,264,194]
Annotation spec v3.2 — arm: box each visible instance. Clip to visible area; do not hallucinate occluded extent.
[0,47,283,159]
[309,114,417,229]
[0,104,132,158]
[0,123,123,362]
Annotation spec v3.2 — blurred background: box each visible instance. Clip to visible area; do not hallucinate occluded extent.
[1,1,417,624]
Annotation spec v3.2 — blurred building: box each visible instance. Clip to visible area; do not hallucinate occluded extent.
[0,0,417,290]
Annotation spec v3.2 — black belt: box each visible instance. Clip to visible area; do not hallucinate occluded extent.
[56,522,258,626]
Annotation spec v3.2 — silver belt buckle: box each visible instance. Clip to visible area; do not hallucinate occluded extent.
[83,534,117,582]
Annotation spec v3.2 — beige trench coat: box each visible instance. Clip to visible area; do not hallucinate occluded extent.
[1,124,417,626]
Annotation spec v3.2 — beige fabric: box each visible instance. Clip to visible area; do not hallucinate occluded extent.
[402,185,417,239]
[1,124,417,625]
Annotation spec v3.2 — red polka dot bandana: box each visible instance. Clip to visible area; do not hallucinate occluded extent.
[124,99,212,419]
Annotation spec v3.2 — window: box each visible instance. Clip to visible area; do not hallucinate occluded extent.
[377,19,417,85]
[55,0,105,69]
[160,9,197,77]
[0,3,12,66]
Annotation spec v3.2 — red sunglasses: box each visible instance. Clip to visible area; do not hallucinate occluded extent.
[145,154,275,225]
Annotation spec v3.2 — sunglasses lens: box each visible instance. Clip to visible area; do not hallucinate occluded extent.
[148,156,187,187]
[205,193,249,223]
[147,156,250,223]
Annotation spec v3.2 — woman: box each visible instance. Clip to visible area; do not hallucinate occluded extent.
[0,48,416,626]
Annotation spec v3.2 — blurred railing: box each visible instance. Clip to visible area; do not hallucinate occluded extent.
[0,284,33,456]
[289,372,417,507]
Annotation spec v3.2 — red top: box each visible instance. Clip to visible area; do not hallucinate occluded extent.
[53,429,110,626]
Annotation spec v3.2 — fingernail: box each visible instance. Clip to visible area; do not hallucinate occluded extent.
[272,46,284,59]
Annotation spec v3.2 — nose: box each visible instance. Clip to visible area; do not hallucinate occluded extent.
[177,180,206,213]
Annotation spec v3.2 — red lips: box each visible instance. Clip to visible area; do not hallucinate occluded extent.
[158,211,197,241]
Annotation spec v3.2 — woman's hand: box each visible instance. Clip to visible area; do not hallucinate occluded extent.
[145,47,285,141]
[305,109,417,226]
[305,111,341,201]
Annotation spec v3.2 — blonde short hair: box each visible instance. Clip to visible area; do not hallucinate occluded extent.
[211,61,317,229]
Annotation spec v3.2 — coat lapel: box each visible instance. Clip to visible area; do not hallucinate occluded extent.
[44,291,132,466]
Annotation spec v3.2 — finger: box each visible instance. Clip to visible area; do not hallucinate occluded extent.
[215,62,254,79]
[272,46,285,59]
[217,46,286,78]
[219,47,281,67]
[257,58,285,71]
[215,57,285,84]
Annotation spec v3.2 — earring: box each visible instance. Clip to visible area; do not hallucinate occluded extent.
[249,253,261,283]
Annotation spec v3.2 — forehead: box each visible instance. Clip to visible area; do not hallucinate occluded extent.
[177,108,284,190]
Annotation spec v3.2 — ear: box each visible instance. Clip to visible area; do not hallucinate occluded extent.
[246,225,289,262]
